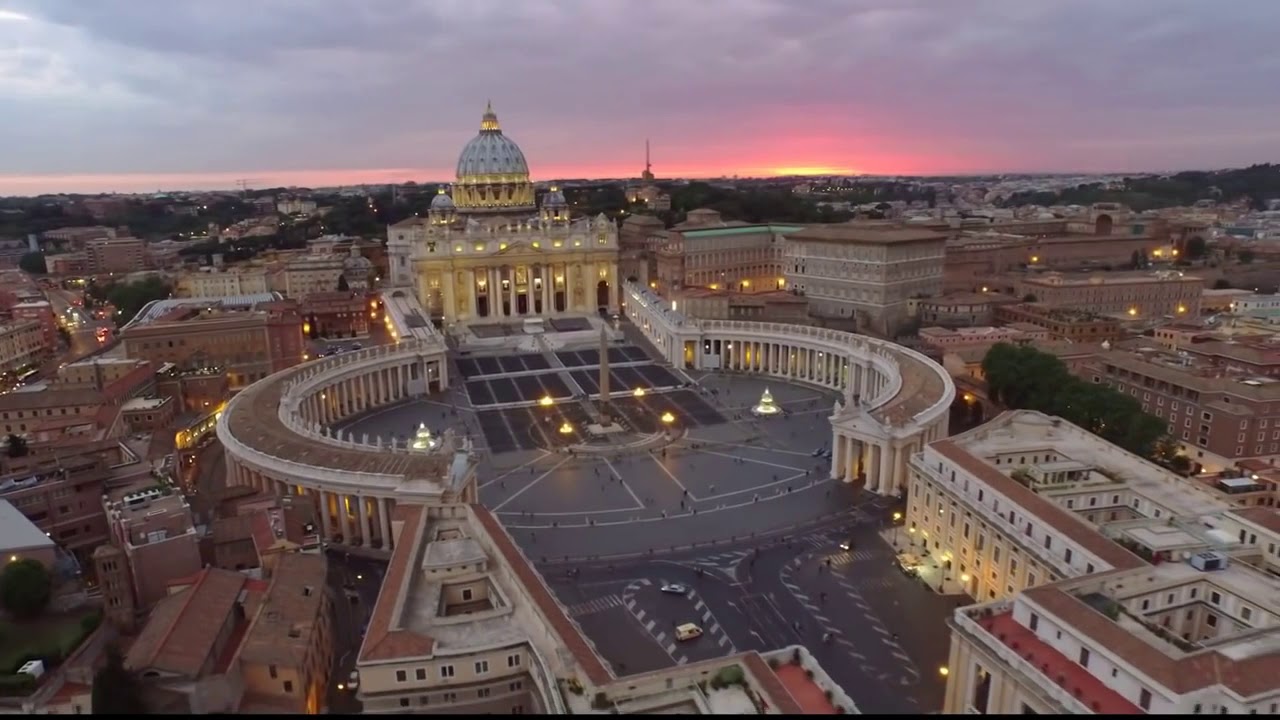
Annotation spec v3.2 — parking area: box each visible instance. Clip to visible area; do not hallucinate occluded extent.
[474,390,726,452]
[456,353,552,378]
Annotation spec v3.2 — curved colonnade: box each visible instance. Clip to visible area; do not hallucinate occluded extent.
[217,283,955,552]
[216,336,463,552]
[623,283,955,496]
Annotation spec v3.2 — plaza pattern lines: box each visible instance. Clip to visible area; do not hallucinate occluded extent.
[621,578,736,666]
[778,544,922,690]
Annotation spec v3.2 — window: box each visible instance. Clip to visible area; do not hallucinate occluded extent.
[440,665,455,679]
[1064,548,1073,564]
[399,698,410,708]
[1210,591,1222,605]
[1242,607,1253,622]
[462,588,474,602]
[444,692,457,702]
[396,670,408,682]
[507,654,521,668]
[1079,647,1090,667]
[1029,613,1039,631]
[1139,689,1152,711]
[283,680,293,694]
[419,696,430,706]
[510,681,523,692]
[269,665,279,679]
[475,660,489,674]
[513,705,525,714]
[478,688,491,699]
[416,668,427,681]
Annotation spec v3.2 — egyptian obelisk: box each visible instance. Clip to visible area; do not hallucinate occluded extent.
[599,324,612,425]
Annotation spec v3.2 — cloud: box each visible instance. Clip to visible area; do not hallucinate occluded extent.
[1,0,1278,192]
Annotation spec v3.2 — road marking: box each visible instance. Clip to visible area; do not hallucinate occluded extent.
[568,594,622,617]
[639,578,652,586]
[702,610,712,622]
[648,454,693,497]
[625,598,635,610]
[872,625,889,636]
[646,619,656,632]
[678,656,688,665]
[718,635,730,647]
[635,608,646,622]
[710,623,721,634]
[490,457,569,511]
[695,600,705,611]
[892,651,912,662]
[813,614,831,624]
[655,630,667,643]
[666,642,678,654]
[690,448,807,472]
[478,451,550,489]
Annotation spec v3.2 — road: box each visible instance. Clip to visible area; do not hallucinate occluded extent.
[325,551,386,714]
[545,494,959,714]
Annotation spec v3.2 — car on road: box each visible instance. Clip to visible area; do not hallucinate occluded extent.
[347,670,360,691]
[811,448,824,457]
[675,623,703,641]
[896,552,924,576]
[660,583,688,595]
[838,539,854,551]
[351,342,363,350]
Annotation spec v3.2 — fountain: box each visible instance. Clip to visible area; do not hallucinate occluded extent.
[410,422,439,450]
[751,387,783,417]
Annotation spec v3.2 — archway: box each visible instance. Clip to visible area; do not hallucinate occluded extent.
[1095,214,1113,236]
[596,279,610,311]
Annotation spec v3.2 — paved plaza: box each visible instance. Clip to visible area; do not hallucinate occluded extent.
[338,362,856,560]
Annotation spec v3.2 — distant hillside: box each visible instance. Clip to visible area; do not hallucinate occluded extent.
[1000,164,1280,210]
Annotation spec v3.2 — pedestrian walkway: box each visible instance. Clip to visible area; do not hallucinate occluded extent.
[569,594,623,617]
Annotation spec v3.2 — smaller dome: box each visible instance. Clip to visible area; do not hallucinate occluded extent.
[431,187,455,210]
[542,185,567,208]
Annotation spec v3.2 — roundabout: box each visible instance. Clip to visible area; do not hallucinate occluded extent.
[215,284,955,559]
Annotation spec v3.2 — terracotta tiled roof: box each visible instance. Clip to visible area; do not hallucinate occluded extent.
[471,504,613,686]
[742,653,805,714]
[931,439,1146,571]
[125,567,254,678]
[357,504,436,663]
[1025,586,1280,698]
[1230,506,1280,534]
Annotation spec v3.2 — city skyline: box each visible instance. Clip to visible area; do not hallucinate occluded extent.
[3,0,1279,195]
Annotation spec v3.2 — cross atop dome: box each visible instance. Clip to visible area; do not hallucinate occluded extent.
[480,100,501,133]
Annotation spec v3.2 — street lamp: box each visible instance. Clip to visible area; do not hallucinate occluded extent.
[660,411,675,425]
[633,387,646,397]
[938,666,949,677]
[539,396,554,407]
[559,421,574,435]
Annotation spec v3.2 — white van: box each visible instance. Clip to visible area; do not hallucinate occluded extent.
[675,623,703,641]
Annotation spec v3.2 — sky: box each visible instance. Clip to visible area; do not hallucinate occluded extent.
[1,0,1279,195]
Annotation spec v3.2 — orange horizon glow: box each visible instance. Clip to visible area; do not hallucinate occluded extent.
[0,151,996,196]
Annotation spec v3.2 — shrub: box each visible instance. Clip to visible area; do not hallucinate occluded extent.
[714,665,745,687]
[80,613,103,635]
[0,559,52,619]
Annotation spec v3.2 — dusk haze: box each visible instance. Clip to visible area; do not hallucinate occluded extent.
[3,0,1279,194]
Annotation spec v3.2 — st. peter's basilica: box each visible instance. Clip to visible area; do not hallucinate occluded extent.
[386,103,620,324]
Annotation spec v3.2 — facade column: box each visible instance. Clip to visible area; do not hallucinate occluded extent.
[608,262,619,312]
[892,442,908,497]
[878,441,894,496]
[338,495,353,542]
[442,273,456,322]
[831,431,845,480]
[566,263,576,313]
[319,491,333,541]
[846,437,860,483]
[379,497,392,548]
[358,496,372,546]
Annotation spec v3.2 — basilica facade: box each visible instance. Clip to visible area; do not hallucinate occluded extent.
[386,103,620,324]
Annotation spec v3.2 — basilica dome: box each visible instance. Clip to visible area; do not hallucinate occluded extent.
[451,102,536,215]
[455,103,530,178]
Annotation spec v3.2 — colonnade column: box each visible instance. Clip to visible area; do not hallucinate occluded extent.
[831,431,845,480]
[358,496,372,546]
[379,497,392,547]
[338,495,353,541]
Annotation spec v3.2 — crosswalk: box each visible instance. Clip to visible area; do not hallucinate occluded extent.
[569,594,623,617]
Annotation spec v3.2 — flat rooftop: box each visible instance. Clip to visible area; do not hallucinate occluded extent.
[0,498,55,552]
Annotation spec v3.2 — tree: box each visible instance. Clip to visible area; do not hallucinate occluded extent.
[0,557,52,619]
[1184,236,1208,260]
[6,433,28,458]
[18,252,46,275]
[1238,249,1255,264]
[336,273,350,292]
[92,645,147,715]
[1213,278,1232,290]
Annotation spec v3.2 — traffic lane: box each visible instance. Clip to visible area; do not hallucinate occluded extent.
[625,581,735,664]
[575,605,673,676]
[326,557,366,713]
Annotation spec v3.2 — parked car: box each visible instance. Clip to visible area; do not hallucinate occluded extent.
[660,583,688,595]
[675,623,703,641]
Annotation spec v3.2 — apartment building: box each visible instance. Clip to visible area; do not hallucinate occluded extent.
[176,267,271,298]
[0,359,153,443]
[0,320,50,373]
[124,553,333,714]
[120,294,305,389]
[653,210,798,293]
[1016,271,1204,319]
[0,450,116,566]
[301,290,370,338]
[102,486,202,609]
[276,254,345,298]
[10,300,58,349]
[1082,340,1280,471]
[918,325,1048,353]
[908,291,1020,328]
[992,303,1124,343]
[784,223,947,335]
[672,287,808,324]
[84,237,147,274]
[42,225,117,249]
[1229,293,1280,315]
